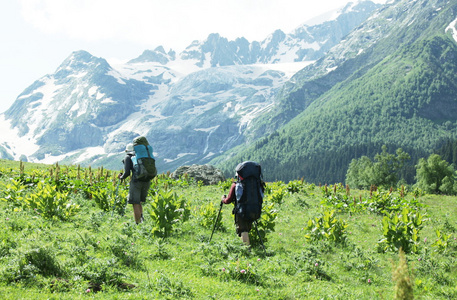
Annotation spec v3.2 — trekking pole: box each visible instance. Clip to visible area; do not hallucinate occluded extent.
[209,201,223,243]
[254,220,267,256]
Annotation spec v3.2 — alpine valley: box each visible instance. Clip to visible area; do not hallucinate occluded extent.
[2,0,457,184]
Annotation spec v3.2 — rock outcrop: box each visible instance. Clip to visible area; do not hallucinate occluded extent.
[172,164,226,185]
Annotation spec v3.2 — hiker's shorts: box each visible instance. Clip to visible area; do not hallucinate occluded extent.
[235,214,252,236]
[128,180,151,204]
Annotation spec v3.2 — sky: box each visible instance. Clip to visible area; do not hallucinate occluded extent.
[1,0,388,113]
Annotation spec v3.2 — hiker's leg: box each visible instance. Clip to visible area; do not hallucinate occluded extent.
[240,232,250,245]
[236,216,251,246]
[139,181,149,222]
[129,181,148,224]
[133,204,142,224]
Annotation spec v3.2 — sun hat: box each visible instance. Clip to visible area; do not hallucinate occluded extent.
[125,143,134,154]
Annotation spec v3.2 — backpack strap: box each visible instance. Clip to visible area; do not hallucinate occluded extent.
[144,144,154,159]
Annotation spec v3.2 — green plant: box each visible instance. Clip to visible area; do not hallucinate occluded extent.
[195,201,225,230]
[0,179,27,208]
[264,183,287,205]
[88,183,127,215]
[392,249,414,300]
[0,228,17,257]
[367,190,426,215]
[286,180,304,194]
[250,202,278,246]
[150,238,170,259]
[146,190,190,237]
[219,178,234,191]
[378,207,426,253]
[16,247,64,280]
[154,271,193,298]
[430,230,452,254]
[72,258,128,292]
[304,210,348,244]
[320,193,353,213]
[24,181,80,220]
[107,236,141,268]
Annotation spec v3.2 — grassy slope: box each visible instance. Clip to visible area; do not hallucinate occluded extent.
[0,161,456,299]
[213,1,457,183]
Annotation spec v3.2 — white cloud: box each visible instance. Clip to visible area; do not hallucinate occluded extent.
[18,0,388,50]
[0,0,388,114]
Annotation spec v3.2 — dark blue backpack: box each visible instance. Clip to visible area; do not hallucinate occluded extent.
[234,161,264,222]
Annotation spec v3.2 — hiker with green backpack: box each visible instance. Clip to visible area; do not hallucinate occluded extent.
[221,161,265,246]
[118,136,157,224]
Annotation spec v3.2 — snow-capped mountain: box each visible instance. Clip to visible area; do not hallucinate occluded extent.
[0,1,381,172]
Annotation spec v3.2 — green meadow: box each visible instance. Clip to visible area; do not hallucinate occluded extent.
[0,160,456,299]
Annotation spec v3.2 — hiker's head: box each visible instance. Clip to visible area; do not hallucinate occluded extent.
[125,143,134,154]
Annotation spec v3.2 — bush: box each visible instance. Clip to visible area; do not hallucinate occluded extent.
[2,246,64,283]
[378,207,426,253]
[415,154,456,195]
[304,210,348,244]
[146,190,190,237]
[24,181,80,220]
[195,201,225,231]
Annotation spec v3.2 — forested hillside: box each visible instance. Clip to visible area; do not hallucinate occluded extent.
[213,0,457,184]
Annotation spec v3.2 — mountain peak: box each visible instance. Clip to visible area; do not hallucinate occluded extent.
[128,47,176,64]
[55,50,111,78]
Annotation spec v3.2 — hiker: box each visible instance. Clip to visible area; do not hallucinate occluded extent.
[221,161,264,246]
[118,137,156,224]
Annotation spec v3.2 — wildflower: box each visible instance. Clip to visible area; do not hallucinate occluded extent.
[418,258,421,261]
[256,289,260,292]
[315,263,318,267]
[222,268,226,272]
[86,289,91,293]
[257,258,261,262]
[424,237,427,243]
[240,269,246,274]
[368,279,371,283]
[5,218,9,221]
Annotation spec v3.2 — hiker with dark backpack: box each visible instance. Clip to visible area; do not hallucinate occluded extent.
[221,161,265,246]
[118,136,157,224]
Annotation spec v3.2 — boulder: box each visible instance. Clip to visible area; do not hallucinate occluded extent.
[172,164,226,185]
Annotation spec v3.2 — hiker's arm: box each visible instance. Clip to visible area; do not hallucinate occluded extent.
[119,156,133,180]
[221,182,236,204]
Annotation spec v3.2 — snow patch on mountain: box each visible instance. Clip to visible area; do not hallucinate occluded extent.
[446,18,457,43]
[0,115,40,159]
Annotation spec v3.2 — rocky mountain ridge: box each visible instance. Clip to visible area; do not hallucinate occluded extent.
[0,1,382,173]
